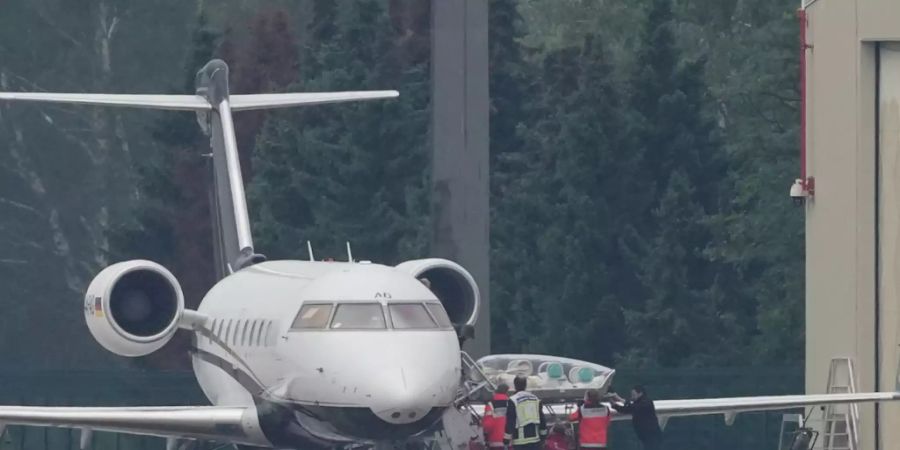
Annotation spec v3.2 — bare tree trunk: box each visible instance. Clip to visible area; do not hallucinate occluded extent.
[88,0,131,268]
[0,71,84,294]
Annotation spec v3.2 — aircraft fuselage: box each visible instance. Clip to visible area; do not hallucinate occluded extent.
[191,260,461,447]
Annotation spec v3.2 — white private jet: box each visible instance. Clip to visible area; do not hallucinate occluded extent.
[0,59,897,450]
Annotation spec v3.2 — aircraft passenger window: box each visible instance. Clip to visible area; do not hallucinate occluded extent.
[256,320,266,346]
[330,304,386,329]
[234,320,242,346]
[264,321,273,346]
[241,320,249,346]
[268,320,278,345]
[209,319,218,343]
[225,320,233,344]
[292,304,334,329]
[426,303,453,329]
[249,320,258,346]
[389,304,437,329]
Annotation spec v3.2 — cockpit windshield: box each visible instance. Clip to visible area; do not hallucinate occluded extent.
[330,303,386,329]
[389,303,437,329]
[425,303,452,328]
[290,301,453,331]
[292,304,333,329]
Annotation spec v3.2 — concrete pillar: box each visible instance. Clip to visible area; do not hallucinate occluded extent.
[430,0,490,357]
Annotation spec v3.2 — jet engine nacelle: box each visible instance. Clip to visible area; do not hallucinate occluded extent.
[395,258,479,326]
[83,260,184,357]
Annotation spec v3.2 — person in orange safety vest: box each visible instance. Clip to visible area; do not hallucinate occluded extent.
[483,383,510,448]
[568,390,612,448]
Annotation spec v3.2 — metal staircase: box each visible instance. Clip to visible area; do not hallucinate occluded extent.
[456,352,496,406]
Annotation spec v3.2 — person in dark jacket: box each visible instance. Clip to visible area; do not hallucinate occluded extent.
[610,385,662,450]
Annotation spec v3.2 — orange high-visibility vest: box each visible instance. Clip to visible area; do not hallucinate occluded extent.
[483,393,509,447]
[569,404,610,448]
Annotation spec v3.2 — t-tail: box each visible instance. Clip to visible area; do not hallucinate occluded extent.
[0,59,398,279]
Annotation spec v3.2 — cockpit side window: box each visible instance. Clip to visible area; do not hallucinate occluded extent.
[292,304,334,329]
[425,303,453,329]
[389,303,438,329]
[330,303,386,329]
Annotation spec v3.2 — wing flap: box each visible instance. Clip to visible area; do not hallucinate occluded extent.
[0,405,267,445]
[0,93,210,111]
[229,91,399,111]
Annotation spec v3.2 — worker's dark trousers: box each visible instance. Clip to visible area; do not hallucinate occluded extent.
[640,436,662,450]
[513,442,541,450]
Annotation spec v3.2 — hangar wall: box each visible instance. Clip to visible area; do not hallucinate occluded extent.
[805,1,900,449]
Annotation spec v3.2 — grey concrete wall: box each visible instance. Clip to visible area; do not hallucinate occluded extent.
[806,1,900,449]
[430,0,490,357]
[877,41,900,450]
[805,2,877,448]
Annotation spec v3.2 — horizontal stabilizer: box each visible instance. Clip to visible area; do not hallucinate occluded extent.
[229,91,399,111]
[0,91,399,112]
[0,93,210,111]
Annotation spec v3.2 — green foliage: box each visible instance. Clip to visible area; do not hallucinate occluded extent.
[0,0,804,375]
[250,0,431,264]
[494,0,803,368]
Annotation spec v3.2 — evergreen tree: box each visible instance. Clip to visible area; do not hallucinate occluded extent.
[107,12,220,369]
[488,0,535,353]
[704,0,805,362]
[250,0,431,264]
[493,32,635,364]
[618,0,740,367]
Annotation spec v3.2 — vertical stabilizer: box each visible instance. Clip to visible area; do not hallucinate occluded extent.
[194,60,265,279]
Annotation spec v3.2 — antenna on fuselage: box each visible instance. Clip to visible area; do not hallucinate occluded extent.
[307,241,315,262]
[346,242,353,262]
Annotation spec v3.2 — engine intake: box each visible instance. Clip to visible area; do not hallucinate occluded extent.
[84,260,184,357]
[395,258,480,326]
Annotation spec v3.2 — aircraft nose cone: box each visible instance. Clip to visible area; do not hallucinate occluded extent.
[371,367,435,424]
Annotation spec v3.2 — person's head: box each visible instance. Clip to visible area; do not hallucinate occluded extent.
[584,389,600,405]
[496,383,509,395]
[551,423,567,435]
[514,375,528,392]
[631,385,646,400]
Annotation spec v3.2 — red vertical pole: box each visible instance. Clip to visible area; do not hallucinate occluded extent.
[799,8,813,195]
[799,8,808,187]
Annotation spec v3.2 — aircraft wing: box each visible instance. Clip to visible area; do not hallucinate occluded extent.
[0,405,269,446]
[651,391,900,421]
[469,392,900,427]
[466,354,900,426]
